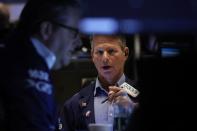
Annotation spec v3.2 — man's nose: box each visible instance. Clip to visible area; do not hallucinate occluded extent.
[103,52,109,64]
[103,51,110,58]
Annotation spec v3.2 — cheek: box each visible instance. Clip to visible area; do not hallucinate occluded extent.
[92,57,101,68]
[61,39,73,52]
[57,32,70,49]
[114,57,125,66]
[92,57,97,66]
[62,43,69,52]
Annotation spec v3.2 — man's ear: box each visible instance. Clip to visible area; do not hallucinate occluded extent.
[124,47,129,57]
[40,21,53,40]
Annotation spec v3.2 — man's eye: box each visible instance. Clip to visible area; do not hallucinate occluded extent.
[108,49,115,54]
[96,50,103,55]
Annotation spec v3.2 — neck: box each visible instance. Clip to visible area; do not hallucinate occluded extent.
[98,75,121,92]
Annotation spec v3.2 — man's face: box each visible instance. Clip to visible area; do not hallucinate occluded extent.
[49,7,82,70]
[91,35,129,84]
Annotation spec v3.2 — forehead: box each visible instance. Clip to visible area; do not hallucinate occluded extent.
[92,35,122,44]
[58,7,80,27]
[92,35,123,48]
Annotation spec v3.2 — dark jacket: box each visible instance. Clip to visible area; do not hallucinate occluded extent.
[0,35,58,131]
[62,78,137,131]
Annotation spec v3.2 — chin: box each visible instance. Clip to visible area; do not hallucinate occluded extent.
[52,64,61,70]
[63,59,71,66]
[102,74,113,80]
[54,59,71,69]
[52,61,64,70]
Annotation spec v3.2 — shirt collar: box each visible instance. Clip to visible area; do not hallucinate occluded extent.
[94,78,107,96]
[116,74,126,87]
[94,74,126,96]
[31,37,56,69]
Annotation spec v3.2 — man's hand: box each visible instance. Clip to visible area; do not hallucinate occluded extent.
[108,86,139,110]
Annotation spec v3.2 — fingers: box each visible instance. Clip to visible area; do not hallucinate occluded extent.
[109,86,127,96]
[115,95,131,104]
[107,86,138,107]
[114,96,137,108]
[108,86,120,93]
[108,86,127,102]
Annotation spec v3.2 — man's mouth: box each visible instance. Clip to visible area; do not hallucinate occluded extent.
[102,66,111,70]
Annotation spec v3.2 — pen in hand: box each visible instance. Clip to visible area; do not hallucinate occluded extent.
[101,84,118,104]
[101,82,140,104]
[101,90,114,104]
[101,98,109,104]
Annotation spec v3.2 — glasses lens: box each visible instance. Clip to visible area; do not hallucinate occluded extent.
[52,21,79,38]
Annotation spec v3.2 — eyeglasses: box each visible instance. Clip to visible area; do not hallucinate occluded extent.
[51,21,79,38]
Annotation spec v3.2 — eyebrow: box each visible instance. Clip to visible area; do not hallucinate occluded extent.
[51,21,79,32]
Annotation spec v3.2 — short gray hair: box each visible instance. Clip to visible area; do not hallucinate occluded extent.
[90,34,127,50]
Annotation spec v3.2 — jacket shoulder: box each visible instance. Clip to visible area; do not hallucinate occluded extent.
[64,81,95,107]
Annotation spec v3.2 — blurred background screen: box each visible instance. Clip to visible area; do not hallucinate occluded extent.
[80,0,197,34]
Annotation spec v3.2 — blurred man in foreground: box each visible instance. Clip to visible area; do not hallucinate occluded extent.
[0,0,82,130]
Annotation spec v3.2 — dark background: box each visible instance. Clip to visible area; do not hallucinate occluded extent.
[1,1,197,130]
